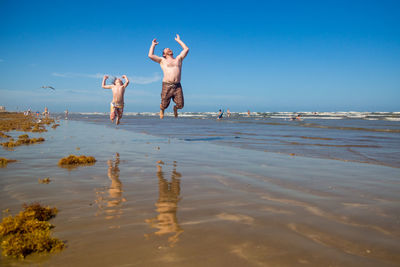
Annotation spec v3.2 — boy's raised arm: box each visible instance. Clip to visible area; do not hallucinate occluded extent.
[175,34,189,60]
[102,75,112,89]
[122,75,130,88]
[148,39,162,63]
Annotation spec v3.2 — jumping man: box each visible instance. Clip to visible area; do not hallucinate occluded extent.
[148,34,189,119]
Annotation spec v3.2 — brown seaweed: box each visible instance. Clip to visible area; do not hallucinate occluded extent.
[58,155,96,168]
[0,157,17,167]
[0,203,65,258]
[38,177,51,184]
[1,135,45,148]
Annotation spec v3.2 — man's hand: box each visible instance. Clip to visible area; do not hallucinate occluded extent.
[175,34,180,42]
[103,75,108,80]
[152,39,159,46]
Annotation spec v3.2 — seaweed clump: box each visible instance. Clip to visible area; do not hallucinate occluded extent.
[0,203,65,258]
[51,124,60,129]
[0,131,11,139]
[38,177,51,184]
[0,157,17,167]
[1,134,45,148]
[58,155,96,168]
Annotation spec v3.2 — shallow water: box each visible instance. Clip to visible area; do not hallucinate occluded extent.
[67,112,400,168]
[0,120,399,266]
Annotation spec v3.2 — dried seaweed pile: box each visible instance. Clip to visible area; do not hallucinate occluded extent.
[58,155,96,168]
[0,203,65,258]
[1,134,45,148]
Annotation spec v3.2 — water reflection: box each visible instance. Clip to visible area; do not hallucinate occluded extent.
[145,161,183,247]
[95,153,125,223]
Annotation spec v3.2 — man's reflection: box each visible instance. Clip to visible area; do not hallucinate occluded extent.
[95,153,125,222]
[145,161,183,247]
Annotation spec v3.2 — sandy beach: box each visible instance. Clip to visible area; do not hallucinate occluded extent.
[0,118,399,266]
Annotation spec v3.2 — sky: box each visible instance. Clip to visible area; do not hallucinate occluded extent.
[0,0,399,112]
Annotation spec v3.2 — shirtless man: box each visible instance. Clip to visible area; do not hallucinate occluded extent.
[148,34,189,119]
[102,75,129,125]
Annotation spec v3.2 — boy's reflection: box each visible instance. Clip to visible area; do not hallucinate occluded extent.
[96,153,125,221]
[145,161,183,247]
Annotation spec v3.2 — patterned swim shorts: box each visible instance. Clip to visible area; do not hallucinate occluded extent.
[160,82,184,110]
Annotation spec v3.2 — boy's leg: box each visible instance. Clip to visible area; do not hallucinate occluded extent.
[116,108,123,125]
[110,104,116,122]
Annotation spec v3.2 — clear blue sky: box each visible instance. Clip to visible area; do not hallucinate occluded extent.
[1,0,399,112]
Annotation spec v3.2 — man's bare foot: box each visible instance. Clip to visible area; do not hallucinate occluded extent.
[173,106,178,118]
[160,109,164,119]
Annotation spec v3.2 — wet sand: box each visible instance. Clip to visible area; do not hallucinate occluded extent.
[0,120,399,266]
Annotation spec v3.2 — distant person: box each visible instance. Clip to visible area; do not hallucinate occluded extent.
[247,110,251,117]
[227,109,231,118]
[65,109,69,119]
[102,75,130,125]
[148,34,189,119]
[217,109,223,120]
[291,114,302,121]
[43,107,49,117]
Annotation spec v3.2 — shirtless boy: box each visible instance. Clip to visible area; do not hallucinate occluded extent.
[102,75,129,125]
[148,34,189,119]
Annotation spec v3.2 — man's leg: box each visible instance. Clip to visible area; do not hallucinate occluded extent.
[172,85,184,118]
[160,83,171,120]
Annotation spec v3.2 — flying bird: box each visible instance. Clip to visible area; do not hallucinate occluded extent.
[41,85,55,90]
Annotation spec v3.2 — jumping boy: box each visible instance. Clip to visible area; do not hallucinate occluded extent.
[102,75,129,125]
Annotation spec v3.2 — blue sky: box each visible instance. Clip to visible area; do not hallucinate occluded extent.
[0,0,399,112]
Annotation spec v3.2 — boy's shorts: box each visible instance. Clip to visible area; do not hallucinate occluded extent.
[110,102,124,120]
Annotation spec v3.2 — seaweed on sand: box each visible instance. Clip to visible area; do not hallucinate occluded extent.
[0,203,65,258]
[38,177,51,184]
[0,112,55,133]
[0,157,17,167]
[1,134,45,148]
[0,132,11,138]
[58,155,96,168]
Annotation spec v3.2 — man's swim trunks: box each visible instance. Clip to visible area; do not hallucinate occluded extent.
[110,102,124,120]
[160,82,184,110]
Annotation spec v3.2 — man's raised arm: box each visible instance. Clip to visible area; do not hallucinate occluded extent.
[102,75,112,89]
[148,39,162,63]
[175,34,189,60]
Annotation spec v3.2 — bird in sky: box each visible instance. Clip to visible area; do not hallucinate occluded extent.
[41,85,55,90]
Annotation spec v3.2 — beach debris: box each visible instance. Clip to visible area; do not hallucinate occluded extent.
[0,112,55,133]
[38,177,51,184]
[290,153,296,156]
[155,146,160,150]
[0,157,17,167]
[1,134,45,148]
[156,160,165,165]
[0,131,11,138]
[51,124,60,129]
[0,203,65,258]
[58,155,96,168]
[76,147,80,151]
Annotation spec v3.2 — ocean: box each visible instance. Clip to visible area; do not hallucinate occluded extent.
[65,111,400,168]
